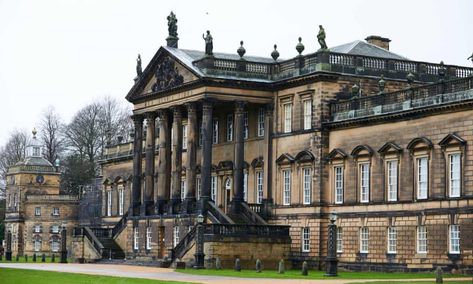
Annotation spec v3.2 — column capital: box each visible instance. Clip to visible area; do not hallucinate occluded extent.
[201,99,214,111]
[265,103,274,115]
[144,111,157,121]
[171,105,183,118]
[157,109,170,120]
[185,102,198,114]
[234,100,247,113]
[131,114,144,124]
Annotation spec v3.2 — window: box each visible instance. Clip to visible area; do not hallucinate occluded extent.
[243,172,248,202]
[52,207,60,216]
[198,124,203,146]
[107,190,112,216]
[449,153,461,197]
[180,180,187,201]
[303,99,312,130]
[256,171,264,204]
[196,177,202,200]
[13,193,18,208]
[257,108,265,137]
[33,146,40,156]
[302,227,310,252]
[34,225,41,233]
[146,227,152,250]
[283,103,292,133]
[337,227,343,253]
[449,225,460,254]
[51,225,59,234]
[34,239,41,252]
[51,237,60,252]
[182,124,188,150]
[226,114,233,141]
[118,186,124,216]
[360,163,370,203]
[387,160,398,201]
[173,226,180,247]
[387,227,397,253]
[302,168,312,205]
[133,227,139,250]
[35,207,41,216]
[417,226,427,253]
[212,119,219,144]
[7,194,11,208]
[243,112,249,139]
[417,157,428,199]
[360,227,369,253]
[283,169,291,205]
[211,176,217,202]
[334,166,344,204]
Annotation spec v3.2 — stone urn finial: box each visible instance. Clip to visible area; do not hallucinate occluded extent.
[296,37,305,56]
[407,72,415,86]
[352,84,360,97]
[378,75,386,93]
[237,41,246,58]
[271,44,279,61]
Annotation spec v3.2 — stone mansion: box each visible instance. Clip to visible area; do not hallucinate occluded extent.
[5,14,473,272]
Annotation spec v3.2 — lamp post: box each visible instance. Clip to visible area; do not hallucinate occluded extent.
[193,214,205,269]
[5,230,12,261]
[325,211,338,276]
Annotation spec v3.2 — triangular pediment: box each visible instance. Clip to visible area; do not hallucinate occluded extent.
[378,142,403,155]
[438,133,466,148]
[326,148,347,161]
[126,47,201,102]
[276,153,295,165]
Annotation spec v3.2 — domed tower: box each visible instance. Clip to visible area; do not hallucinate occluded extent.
[4,129,63,257]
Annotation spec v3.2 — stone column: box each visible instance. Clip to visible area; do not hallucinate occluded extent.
[170,106,183,214]
[156,110,171,214]
[60,227,67,263]
[200,100,213,211]
[262,104,274,207]
[184,102,197,213]
[131,114,144,216]
[231,101,246,213]
[144,112,156,215]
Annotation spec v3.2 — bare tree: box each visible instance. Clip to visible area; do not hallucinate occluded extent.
[0,129,30,179]
[39,106,65,165]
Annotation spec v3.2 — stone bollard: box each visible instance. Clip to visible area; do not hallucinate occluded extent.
[436,266,443,283]
[24,255,28,262]
[234,258,241,272]
[51,254,55,262]
[215,257,222,270]
[41,254,46,262]
[278,259,285,274]
[255,259,262,273]
[33,254,37,262]
[302,261,309,276]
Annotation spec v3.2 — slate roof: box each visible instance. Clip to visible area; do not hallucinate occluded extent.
[329,40,408,60]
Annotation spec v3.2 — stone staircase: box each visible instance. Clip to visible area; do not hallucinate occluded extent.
[97,236,125,260]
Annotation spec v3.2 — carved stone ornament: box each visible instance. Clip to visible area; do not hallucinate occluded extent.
[151,57,184,92]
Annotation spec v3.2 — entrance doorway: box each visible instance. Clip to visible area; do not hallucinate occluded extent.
[224,177,232,213]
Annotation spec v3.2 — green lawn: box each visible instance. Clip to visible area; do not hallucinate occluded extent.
[176,268,471,280]
[351,282,472,284]
[0,268,190,284]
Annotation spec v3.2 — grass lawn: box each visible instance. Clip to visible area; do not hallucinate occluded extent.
[0,268,190,284]
[176,268,471,280]
[351,282,473,284]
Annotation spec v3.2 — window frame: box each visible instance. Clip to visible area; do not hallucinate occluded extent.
[226,114,233,142]
[133,227,139,250]
[302,99,312,130]
[256,171,264,204]
[244,111,249,139]
[301,227,310,252]
[360,227,369,253]
[283,103,292,133]
[416,156,429,200]
[448,152,461,198]
[35,207,41,216]
[118,185,124,216]
[386,159,398,202]
[257,107,265,137]
[449,224,460,254]
[359,163,370,203]
[417,226,427,254]
[182,124,188,150]
[336,227,343,253]
[106,189,112,216]
[387,227,397,254]
[146,226,152,250]
[52,207,60,216]
[212,119,219,144]
[282,169,291,205]
[210,175,217,202]
[173,226,180,247]
[302,167,312,205]
[334,165,344,204]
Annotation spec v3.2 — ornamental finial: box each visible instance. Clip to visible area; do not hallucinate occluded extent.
[32,128,37,138]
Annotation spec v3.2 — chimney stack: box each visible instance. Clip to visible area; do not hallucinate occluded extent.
[365,35,391,50]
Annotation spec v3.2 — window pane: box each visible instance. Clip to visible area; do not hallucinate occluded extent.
[283,170,291,205]
[335,166,344,204]
[303,168,311,204]
[284,104,292,133]
[303,100,312,130]
[360,164,370,203]
[417,157,428,199]
[387,161,398,201]
[449,154,461,197]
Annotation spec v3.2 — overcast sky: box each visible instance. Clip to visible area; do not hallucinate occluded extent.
[0,0,472,146]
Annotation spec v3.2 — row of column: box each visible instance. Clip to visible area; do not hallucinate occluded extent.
[131,100,273,216]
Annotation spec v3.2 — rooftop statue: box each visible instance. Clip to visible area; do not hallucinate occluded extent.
[203,30,213,56]
[136,54,142,77]
[167,11,178,38]
[317,25,328,51]
[468,52,473,64]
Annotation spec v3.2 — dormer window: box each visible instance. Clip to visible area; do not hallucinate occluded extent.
[33,146,40,156]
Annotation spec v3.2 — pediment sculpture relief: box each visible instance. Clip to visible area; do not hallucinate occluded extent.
[151,57,184,92]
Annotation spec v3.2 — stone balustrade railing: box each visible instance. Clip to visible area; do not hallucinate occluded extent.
[193,51,473,82]
[26,195,79,202]
[330,75,473,122]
